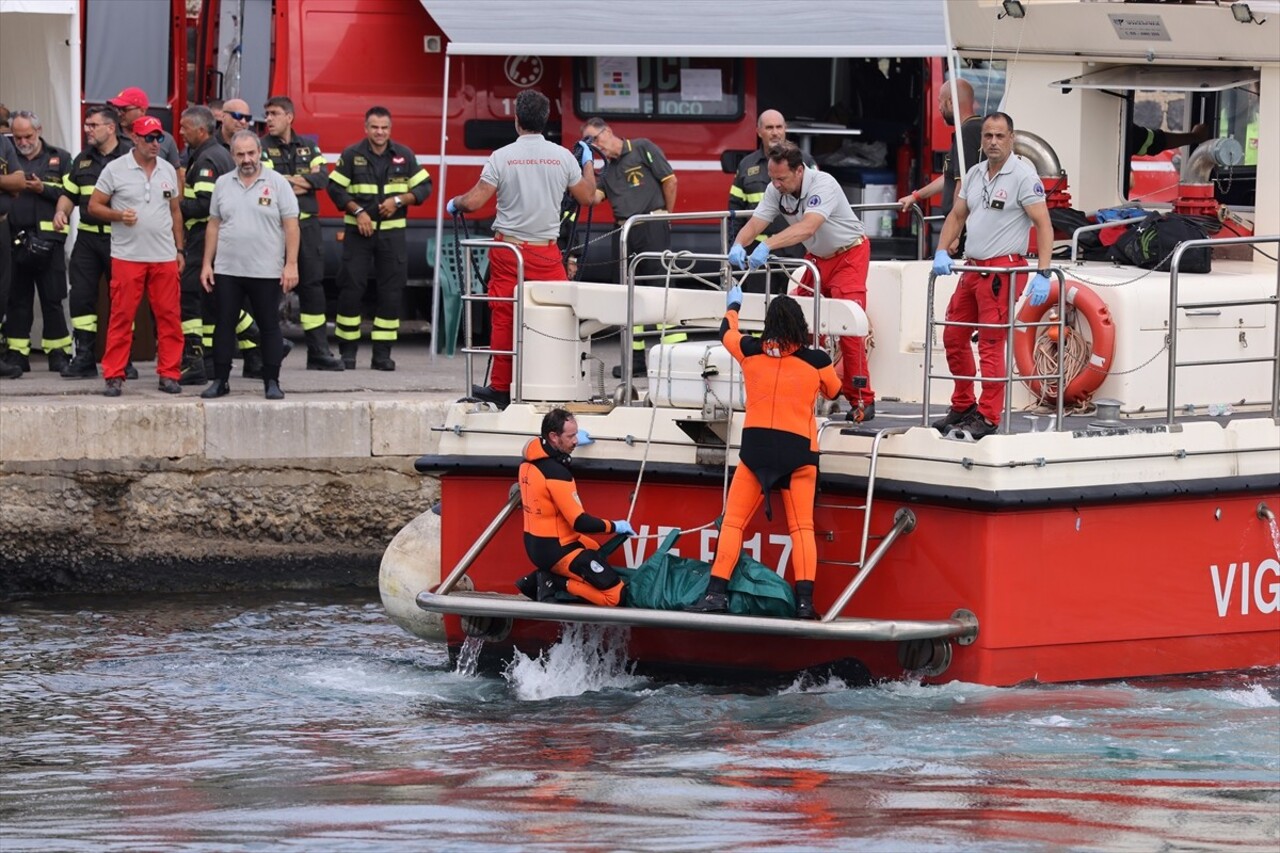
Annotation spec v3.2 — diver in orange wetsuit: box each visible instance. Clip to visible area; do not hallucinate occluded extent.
[514,408,636,606]
[686,290,842,619]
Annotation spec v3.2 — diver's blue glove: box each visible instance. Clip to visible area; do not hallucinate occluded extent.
[576,428,594,447]
[727,244,747,269]
[446,198,459,216]
[747,241,771,269]
[575,140,593,167]
[1028,272,1052,307]
[726,285,744,308]
[932,249,953,276]
[612,520,636,536]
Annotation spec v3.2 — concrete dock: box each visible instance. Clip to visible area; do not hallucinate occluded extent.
[0,335,488,595]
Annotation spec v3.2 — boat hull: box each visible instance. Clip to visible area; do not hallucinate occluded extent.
[431,470,1279,685]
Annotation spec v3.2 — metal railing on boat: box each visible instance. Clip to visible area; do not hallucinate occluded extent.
[923,266,1071,433]
[1165,235,1280,425]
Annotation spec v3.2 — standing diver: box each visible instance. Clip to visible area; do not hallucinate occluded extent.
[687,289,842,619]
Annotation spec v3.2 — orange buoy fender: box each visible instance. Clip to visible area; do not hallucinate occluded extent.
[1014,279,1116,404]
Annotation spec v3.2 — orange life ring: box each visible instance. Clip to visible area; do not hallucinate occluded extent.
[1013,278,1115,405]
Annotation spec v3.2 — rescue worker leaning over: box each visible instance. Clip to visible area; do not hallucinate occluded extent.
[177,105,235,385]
[514,408,637,607]
[261,95,344,371]
[727,109,816,294]
[52,105,136,380]
[686,289,842,620]
[326,106,431,371]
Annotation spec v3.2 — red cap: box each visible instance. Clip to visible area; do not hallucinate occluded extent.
[109,87,149,110]
[133,116,163,137]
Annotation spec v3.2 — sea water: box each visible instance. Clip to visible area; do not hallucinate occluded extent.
[1,589,1276,852]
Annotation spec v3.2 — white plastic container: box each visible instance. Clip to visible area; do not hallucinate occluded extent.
[862,181,897,238]
[646,343,747,411]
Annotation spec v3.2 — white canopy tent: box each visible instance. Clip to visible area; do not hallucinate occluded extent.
[417,0,947,352]
[0,0,82,153]
[421,0,946,58]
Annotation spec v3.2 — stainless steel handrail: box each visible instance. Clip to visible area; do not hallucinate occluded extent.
[822,507,916,623]
[459,239,524,404]
[1166,235,1280,424]
[923,266,1068,433]
[847,201,929,260]
[435,487,522,595]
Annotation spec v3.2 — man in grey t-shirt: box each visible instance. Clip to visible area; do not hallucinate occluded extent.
[447,90,597,409]
[730,141,876,423]
[88,115,185,397]
[199,130,299,401]
[931,111,1054,438]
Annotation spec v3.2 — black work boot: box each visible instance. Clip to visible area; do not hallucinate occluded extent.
[61,331,98,378]
[47,348,71,373]
[685,575,729,613]
[241,346,264,379]
[0,355,20,379]
[370,342,396,371]
[2,350,30,374]
[611,349,647,379]
[304,326,344,371]
[794,580,818,620]
[179,334,207,385]
[339,342,358,370]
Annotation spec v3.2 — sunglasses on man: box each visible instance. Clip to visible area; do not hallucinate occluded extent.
[225,111,252,122]
[142,132,165,143]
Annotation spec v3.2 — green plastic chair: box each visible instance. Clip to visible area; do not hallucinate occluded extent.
[430,234,489,356]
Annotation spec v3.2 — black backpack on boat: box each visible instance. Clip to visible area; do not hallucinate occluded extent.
[1108,211,1213,273]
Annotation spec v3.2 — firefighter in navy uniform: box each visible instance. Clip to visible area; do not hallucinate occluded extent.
[728,110,816,294]
[0,130,27,379]
[2,111,72,373]
[178,105,235,384]
[580,117,682,378]
[261,95,343,370]
[51,105,135,380]
[326,106,431,370]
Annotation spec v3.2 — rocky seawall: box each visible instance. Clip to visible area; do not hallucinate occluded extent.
[1,397,450,595]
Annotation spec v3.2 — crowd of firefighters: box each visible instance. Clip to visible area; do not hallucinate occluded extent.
[0,88,430,385]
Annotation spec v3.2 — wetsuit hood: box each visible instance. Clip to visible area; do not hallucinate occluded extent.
[523,436,571,467]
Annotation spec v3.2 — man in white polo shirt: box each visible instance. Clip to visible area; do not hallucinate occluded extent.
[932,111,1054,439]
[87,115,185,397]
[447,90,597,409]
[729,141,875,423]
[199,130,299,400]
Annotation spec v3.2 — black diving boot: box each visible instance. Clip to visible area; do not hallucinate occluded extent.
[685,575,729,613]
[794,580,818,620]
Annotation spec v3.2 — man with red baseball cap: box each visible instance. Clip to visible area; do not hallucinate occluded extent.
[87,115,186,397]
[108,87,181,169]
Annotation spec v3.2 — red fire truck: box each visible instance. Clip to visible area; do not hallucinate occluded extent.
[52,0,1256,295]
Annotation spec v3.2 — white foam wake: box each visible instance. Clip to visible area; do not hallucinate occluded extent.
[504,623,642,700]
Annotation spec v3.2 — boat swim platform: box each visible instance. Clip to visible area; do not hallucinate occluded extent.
[415,590,979,643]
